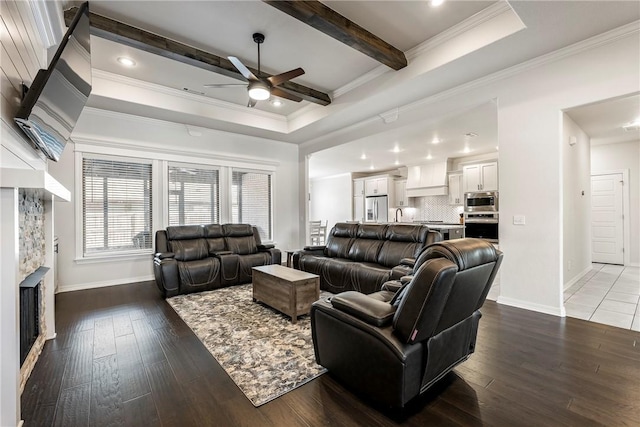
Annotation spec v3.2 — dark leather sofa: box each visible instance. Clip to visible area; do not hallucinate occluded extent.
[153,223,281,297]
[311,238,503,408]
[293,222,442,295]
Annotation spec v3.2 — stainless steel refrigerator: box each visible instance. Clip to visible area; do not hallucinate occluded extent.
[365,195,388,222]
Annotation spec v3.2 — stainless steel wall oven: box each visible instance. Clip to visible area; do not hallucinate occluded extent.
[464,213,498,243]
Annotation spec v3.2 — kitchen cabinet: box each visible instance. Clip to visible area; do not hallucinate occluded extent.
[394,180,408,207]
[463,161,498,192]
[364,177,389,196]
[353,179,365,222]
[448,173,463,205]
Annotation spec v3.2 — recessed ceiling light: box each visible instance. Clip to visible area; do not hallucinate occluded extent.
[117,57,136,67]
[360,154,367,160]
[431,137,441,144]
[369,165,375,170]
[463,147,471,154]
[271,99,283,107]
[495,146,499,151]
[426,154,433,160]
[395,160,400,165]
[392,146,400,153]
[430,0,445,7]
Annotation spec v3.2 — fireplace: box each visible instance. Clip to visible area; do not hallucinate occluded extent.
[18,266,48,367]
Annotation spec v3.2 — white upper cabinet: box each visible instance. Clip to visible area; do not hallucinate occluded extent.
[448,173,463,205]
[394,180,408,207]
[463,161,498,192]
[364,177,389,196]
[354,179,365,196]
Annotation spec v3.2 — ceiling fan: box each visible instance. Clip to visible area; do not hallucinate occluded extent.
[204,33,305,108]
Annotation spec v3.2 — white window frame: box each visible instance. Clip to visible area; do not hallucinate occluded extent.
[166,162,222,227]
[75,152,154,262]
[229,167,275,242]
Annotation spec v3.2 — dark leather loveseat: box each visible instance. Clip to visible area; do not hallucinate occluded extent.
[293,222,441,295]
[153,223,281,297]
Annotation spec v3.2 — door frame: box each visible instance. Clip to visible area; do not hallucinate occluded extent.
[591,169,630,266]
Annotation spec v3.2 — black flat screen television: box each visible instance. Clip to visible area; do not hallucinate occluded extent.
[14,2,91,162]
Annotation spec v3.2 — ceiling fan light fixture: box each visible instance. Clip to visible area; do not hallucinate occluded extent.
[248,81,271,100]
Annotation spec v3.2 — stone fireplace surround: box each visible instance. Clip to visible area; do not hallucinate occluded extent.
[1,168,70,423]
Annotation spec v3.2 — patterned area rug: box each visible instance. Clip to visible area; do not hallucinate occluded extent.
[166,284,329,406]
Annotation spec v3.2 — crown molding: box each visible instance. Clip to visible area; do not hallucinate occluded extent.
[91,69,288,124]
[301,20,639,150]
[330,1,515,100]
[405,1,516,62]
[28,0,65,49]
[72,134,280,169]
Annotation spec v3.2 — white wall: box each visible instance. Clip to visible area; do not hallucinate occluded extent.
[562,114,592,288]
[310,173,352,238]
[591,140,640,266]
[0,1,56,425]
[300,24,640,317]
[48,108,299,292]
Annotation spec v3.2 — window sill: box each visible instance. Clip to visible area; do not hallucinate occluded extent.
[75,251,153,265]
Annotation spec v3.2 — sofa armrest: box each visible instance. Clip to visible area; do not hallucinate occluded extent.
[381,281,402,293]
[154,252,175,260]
[330,291,396,327]
[303,245,326,251]
[399,258,416,268]
[400,275,413,285]
[213,251,234,257]
[257,244,275,250]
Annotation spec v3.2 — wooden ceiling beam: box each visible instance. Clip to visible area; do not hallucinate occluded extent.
[64,7,331,106]
[263,0,407,71]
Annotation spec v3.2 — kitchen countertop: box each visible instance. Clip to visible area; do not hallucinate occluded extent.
[384,222,465,229]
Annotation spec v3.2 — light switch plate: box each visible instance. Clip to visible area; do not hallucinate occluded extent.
[513,215,526,225]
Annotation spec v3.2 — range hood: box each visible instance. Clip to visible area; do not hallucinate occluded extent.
[406,161,448,197]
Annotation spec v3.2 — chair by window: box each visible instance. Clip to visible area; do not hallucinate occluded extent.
[309,220,327,245]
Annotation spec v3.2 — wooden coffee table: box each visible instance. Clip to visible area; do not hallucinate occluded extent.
[252,264,320,324]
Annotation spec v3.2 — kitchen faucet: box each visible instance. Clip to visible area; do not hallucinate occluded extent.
[395,208,403,222]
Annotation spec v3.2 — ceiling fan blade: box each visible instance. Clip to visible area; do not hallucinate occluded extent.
[247,98,258,108]
[267,68,305,87]
[271,87,303,103]
[203,83,248,88]
[229,56,258,81]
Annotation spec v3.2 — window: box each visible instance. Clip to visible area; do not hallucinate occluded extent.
[231,170,272,241]
[168,165,220,226]
[82,157,152,255]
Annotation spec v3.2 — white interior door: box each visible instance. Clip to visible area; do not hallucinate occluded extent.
[591,173,624,264]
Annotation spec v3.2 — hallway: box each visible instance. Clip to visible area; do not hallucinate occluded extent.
[565,263,640,331]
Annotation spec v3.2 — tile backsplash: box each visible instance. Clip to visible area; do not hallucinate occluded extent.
[413,195,464,223]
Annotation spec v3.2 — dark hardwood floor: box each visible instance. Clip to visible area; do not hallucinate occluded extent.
[21,281,640,426]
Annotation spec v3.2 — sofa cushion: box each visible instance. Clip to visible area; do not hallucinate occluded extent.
[324,223,358,258]
[349,262,393,294]
[170,238,208,262]
[223,224,257,255]
[177,258,220,291]
[347,224,387,264]
[204,224,226,254]
[166,225,204,240]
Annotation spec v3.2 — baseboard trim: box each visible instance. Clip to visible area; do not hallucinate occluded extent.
[497,296,566,318]
[563,265,592,291]
[57,275,154,293]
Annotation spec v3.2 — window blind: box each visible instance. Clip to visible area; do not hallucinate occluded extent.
[231,170,272,241]
[82,158,152,254]
[168,165,220,226]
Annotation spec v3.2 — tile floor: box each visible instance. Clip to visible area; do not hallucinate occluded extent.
[564,263,640,331]
[486,264,640,331]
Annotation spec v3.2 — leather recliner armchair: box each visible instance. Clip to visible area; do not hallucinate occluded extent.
[310,238,503,408]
